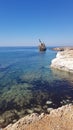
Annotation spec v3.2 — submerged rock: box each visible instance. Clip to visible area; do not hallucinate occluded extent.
[26,109,34,114]
[34,107,41,113]
[0,110,19,128]
[46,101,52,105]
[43,105,48,109]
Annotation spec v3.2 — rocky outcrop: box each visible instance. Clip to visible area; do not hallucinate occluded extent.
[52,47,65,51]
[51,48,73,73]
[52,47,73,51]
[3,104,73,130]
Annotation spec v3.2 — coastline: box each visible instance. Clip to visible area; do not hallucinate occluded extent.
[3,104,73,130]
[3,47,73,130]
[51,47,73,73]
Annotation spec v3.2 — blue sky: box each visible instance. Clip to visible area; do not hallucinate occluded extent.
[0,0,73,46]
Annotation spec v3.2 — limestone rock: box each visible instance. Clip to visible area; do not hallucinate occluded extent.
[3,104,73,130]
[51,49,73,73]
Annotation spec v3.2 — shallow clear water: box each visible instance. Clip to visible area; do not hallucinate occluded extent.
[0,47,73,127]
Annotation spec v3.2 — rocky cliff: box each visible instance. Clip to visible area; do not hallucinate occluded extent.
[51,48,73,73]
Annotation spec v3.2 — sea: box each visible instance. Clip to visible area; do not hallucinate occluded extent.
[0,46,73,127]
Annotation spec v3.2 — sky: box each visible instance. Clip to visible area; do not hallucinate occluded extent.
[0,0,73,46]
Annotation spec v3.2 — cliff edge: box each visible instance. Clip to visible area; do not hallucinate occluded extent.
[51,48,73,73]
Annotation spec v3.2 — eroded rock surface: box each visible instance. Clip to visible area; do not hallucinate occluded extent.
[3,104,73,130]
[51,49,73,73]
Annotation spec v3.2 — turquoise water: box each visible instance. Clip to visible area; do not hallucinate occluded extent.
[0,47,73,127]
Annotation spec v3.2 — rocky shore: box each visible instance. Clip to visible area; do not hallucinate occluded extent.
[3,104,73,130]
[2,47,73,130]
[51,47,73,73]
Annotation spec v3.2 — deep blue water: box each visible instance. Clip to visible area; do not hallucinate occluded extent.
[0,47,73,126]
